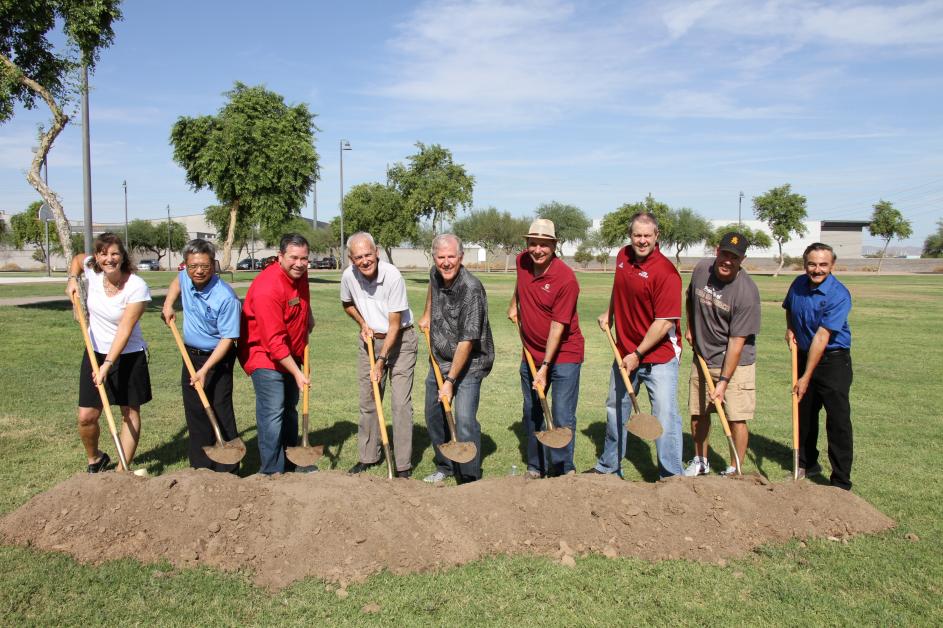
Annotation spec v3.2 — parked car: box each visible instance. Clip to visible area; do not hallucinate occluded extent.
[236,258,262,270]
[260,255,278,269]
[137,259,158,271]
[314,256,338,269]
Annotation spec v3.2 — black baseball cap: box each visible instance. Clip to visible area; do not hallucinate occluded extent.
[718,232,749,257]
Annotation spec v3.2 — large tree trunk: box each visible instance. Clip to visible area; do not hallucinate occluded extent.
[774,240,785,277]
[220,199,240,271]
[3,53,76,262]
[384,246,394,265]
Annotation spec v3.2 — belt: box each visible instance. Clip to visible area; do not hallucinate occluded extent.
[185,345,214,356]
[824,348,849,355]
[373,324,413,340]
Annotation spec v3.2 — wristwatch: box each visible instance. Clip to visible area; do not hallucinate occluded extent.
[445,375,456,385]
[718,375,730,383]
[633,349,643,361]
[540,360,551,368]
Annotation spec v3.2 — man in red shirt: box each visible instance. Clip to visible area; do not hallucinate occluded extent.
[239,233,314,474]
[586,211,684,478]
[508,219,584,478]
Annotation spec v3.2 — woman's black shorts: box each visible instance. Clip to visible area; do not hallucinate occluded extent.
[78,350,153,408]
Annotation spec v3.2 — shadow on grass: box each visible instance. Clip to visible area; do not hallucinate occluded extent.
[406,277,430,286]
[134,426,190,475]
[680,422,795,479]
[581,420,660,481]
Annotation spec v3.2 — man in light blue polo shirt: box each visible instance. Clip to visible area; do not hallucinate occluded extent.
[783,242,854,490]
[162,239,242,472]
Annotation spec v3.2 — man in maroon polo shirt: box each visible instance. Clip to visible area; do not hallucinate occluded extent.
[508,219,585,478]
[239,233,314,474]
[586,211,684,478]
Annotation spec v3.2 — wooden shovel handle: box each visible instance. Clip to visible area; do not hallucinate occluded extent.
[602,326,642,414]
[71,291,129,471]
[421,327,453,414]
[165,319,226,445]
[303,345,310,416]
[694,352,734,438]
[366,339,392,447]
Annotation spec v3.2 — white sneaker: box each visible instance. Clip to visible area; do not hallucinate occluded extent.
[719,465,738,476]
[423,471,451,483]
[683,457,710,477]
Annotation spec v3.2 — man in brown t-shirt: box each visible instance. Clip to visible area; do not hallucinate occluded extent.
[684,232,761,476]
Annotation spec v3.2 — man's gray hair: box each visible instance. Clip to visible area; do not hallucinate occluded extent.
[629,211,659,232]
[432,233,463,256]
[182,238,216,262]
[347,232,376,255]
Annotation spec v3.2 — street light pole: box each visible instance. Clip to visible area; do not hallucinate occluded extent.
[166,204,172,270]
[123,180,129,243]
[81,64,93,254]
[738,191,744,228]
[339,139,352,268]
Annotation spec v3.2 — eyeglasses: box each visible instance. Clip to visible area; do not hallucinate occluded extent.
[186,264,212,271]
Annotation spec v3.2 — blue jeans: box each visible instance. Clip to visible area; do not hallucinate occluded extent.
[424,368,483,482]
[594,358,683,477]
[250,368,299,475]
[520,361,580,476]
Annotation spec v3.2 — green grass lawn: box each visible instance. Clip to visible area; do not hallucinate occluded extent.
[1,270,940,625]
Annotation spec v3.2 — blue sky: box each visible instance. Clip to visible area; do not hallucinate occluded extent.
[3,0,942,246]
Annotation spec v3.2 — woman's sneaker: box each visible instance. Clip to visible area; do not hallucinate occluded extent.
[87,452,110,473]
[683,456,710,477]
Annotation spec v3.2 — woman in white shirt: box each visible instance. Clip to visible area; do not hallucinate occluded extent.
[66,233,152,473]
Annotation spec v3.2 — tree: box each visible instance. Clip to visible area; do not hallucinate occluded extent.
[453,207,504,272]
[170,82,319,270]
[573,243,594,269]
[309,227,337,257]
[387,142,474,234]
[205,204,253,258]
[922,219,943,258]
[126,219,188,267]
[342,183,414,263]
[660,207,712,267]
[579,229,617,271]
[868,200,913,273]
[599,195,673,250]
[753,184,808,276]
[10,202,52,262]
[409,223,437,266]
[534,202,591,252]
[705,223,773,252]
[495,214,531,272]
[1,1,123,262]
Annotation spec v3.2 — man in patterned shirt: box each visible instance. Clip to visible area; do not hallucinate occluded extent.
[418,234,494,484]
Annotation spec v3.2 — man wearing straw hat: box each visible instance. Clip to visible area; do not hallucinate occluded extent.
[162,238,242,472]
[340,232,418,478]
[507,219,584,478]
[683,232,760,477]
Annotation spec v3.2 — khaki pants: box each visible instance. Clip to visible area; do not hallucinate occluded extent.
[357,327,418,471]
[688,361,756,420]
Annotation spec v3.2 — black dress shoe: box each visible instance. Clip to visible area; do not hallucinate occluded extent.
[348,461,381,474]
[397,469,412,479]
[87,452,110,473]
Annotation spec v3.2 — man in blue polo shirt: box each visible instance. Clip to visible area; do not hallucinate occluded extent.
[162,239,242,472]
[783,242,854,490]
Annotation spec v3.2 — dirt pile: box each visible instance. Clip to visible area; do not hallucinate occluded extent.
[0,470,894,589]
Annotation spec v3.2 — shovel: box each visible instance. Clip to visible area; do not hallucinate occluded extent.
[602,327,663,440]
[420,327,477,464]
[285,345,324,468]
[694,351,742,475]
[790,338,800,481]
[365,340,396,478]
[166,318,246,465]
[71,291,129,471]
[512,308,572,448]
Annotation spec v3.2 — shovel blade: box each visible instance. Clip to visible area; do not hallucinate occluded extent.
[626,413,663,440]
[536,426,573,449]
[438,441,477,464]
[285,444,324,467]
[203,438,247,465]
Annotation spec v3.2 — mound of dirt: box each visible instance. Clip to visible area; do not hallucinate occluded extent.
[0,470,894,589]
